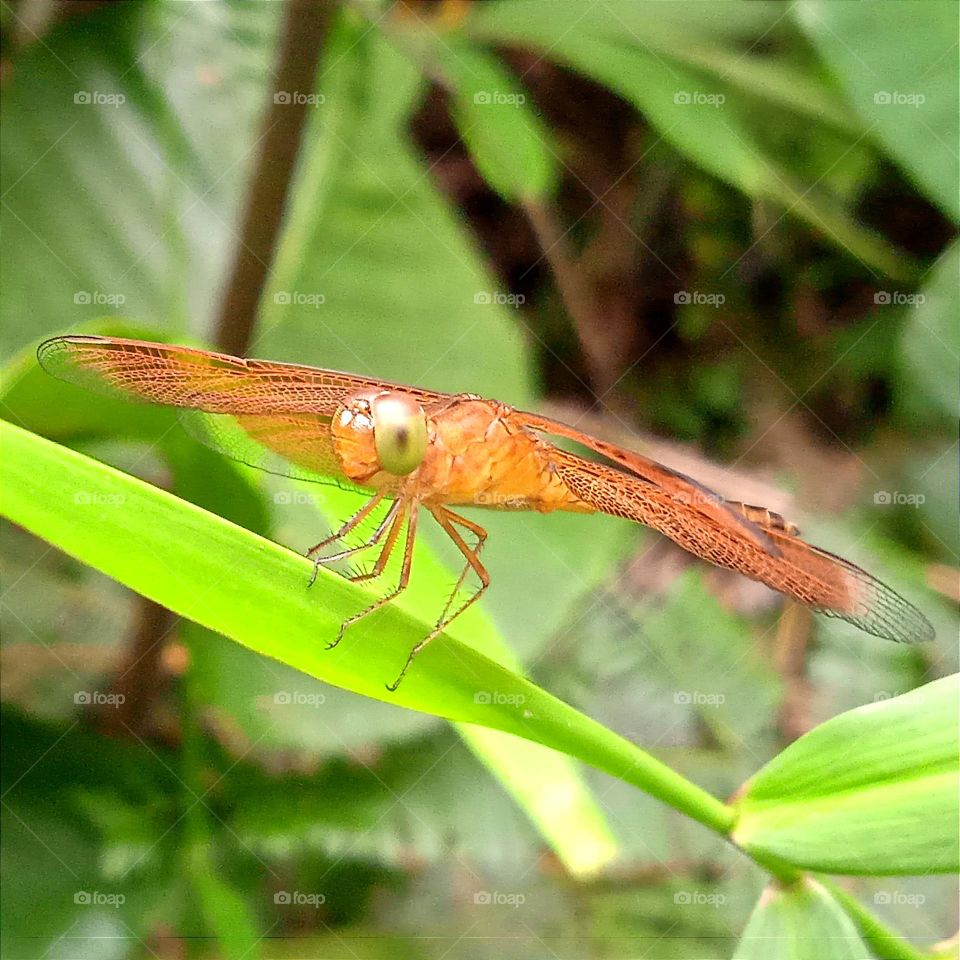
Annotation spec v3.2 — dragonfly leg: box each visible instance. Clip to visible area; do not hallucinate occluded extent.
[327,502,418,650]
[435,512,488,627]
[306,490,386,558]
[307,493,396,587]
[386,505,489,692]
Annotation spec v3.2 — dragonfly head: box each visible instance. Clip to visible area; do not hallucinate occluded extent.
[332,390,428,481]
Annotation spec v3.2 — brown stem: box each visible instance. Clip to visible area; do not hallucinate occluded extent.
[521,199,614,398]
[213,0,335,356]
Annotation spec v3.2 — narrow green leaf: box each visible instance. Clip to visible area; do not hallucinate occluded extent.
[795,0,960,221]
[734,675,959,875]
[899,240,960,422]
[734,878,869,960]
[439,42,559,202]
[467,13,916,280]
[5,333,619,878]
[0,422,736,846]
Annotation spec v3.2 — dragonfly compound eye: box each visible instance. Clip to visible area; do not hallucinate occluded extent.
[371,392,428,476]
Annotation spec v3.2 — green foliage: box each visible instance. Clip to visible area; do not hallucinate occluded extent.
[2,0,956,956]
[734,675,959,875]
[735,879,870,960]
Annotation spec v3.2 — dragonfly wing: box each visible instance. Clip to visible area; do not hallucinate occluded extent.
[37,335,452,414]
[179,410,367,492]
[549,446,933,644]
[517,410,778,555]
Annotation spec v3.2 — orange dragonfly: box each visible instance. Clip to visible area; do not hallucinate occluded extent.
[38,335,934,689]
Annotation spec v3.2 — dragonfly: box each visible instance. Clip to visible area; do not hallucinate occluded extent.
[38,335,934,689]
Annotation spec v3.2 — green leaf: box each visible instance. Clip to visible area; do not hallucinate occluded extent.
[0,2,281,356]
[733,675,960,875]
[899,240,960,422]
[1,422,736,855]
[734,878,869,960]
[465,13,915,280]
[5,335,619,878]
[795,0,960,221]
[438,42,559,202]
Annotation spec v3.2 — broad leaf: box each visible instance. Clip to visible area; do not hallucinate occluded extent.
[733,675,959,874]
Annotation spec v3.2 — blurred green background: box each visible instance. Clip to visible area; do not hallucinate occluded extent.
[1,1,957,957]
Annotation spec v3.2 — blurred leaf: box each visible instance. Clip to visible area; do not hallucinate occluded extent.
[632,572,782,749]
[466,11,915,280]
[734,878,868,959]
[0,2,281,356]
[439,42,559,202]
[899,240,960,422]
[1,709,177,958]
[795,0,960,220]
[734,675,959,874]
[471,1,859,132]
[2,423,739,864]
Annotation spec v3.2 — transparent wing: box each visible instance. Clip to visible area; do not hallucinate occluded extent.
[515,409,778,555]
[547,445,933,644]
[37,335,453,414]
[179,410,367,492]
[37,334,451,489]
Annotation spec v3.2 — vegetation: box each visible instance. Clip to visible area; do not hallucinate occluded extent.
[1,1,957,957]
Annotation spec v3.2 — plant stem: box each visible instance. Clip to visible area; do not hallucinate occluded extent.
[820,878,928,960]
